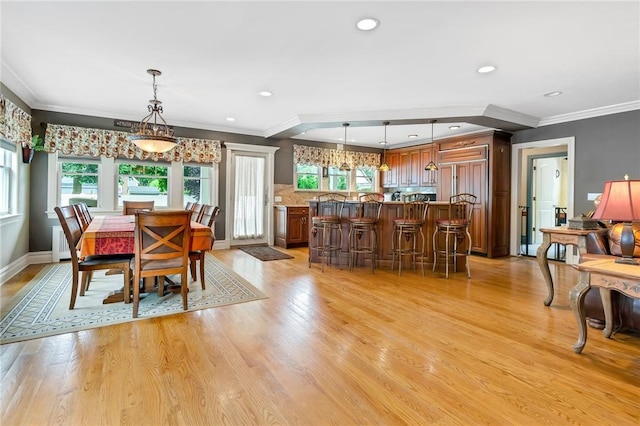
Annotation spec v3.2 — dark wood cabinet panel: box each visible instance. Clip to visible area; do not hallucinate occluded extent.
[435,130,511,257]
[398,150,421,187]
[274,206,309,248]
[382,152,399,187]
[420,149,437,186]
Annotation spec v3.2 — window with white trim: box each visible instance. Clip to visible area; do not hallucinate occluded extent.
[294,164,378,193]
[0,141,15,215]
[117,161,169,207]
[354,166,375,192]
[184,164,213,207]
[295,164,321,190]
[327,166,349,191]
[59,159,100,207]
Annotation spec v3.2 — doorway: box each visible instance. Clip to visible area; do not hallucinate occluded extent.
[225,143,279,247]
[529,154,569,250]
[510,137,575,259]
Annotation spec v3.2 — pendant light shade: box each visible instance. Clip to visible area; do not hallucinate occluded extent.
[379,121,391,172]
[339,123,351,171]
[129,69,177,153]
[424,119,439,171]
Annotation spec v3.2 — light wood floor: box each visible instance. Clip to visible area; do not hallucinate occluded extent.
[2,249,639,425]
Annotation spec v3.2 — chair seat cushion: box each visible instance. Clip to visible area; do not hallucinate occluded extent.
[312,215,341,224]
[132,257,184,271]
[435,219,469,226]
[393,219,424,225]
[81,254,132,266]
[350,217,377,225]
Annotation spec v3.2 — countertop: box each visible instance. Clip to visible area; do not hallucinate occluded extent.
[304,200,449,205]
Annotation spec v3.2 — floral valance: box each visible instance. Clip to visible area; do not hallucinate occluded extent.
[44,124,222,163]
[0,94,32,145]
[293,144,380,170]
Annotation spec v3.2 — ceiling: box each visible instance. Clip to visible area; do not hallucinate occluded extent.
[2,1,639,149]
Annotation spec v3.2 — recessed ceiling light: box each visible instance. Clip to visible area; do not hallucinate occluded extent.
[449,125,461,130]
[356,18,379,31]
[258,90,273,97]
[477,65,497,74]
[379,141,388,145]
[544,91,563,97]
[226,117,235,122]
[408,134,418,138]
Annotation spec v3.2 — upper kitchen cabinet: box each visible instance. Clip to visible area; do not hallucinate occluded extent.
[399,150,421,187]
[382,152,400,187]
[420,148,437,186]
[436,130,511,258]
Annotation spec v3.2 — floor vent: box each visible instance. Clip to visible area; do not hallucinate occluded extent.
[51,226,71,262]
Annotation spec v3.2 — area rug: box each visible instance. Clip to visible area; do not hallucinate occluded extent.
[239,246,294,261]
[0,254,267,344]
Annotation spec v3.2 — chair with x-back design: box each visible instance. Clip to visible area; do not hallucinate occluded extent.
[132,210,191,318]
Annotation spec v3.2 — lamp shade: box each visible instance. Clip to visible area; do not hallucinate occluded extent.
[591,179,640,221]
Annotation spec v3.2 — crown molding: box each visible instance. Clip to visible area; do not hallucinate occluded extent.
[1,62,38,107]
[539,100,640,126]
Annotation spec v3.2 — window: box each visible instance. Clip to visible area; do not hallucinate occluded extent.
[294,164,379,193]
[327,166,348,191]
[184,164,213,207]
[47,151,219,215]
[295,164,320,190]
[117,162,168,207]
[59,160,99,207]
[355,167,375,192]
[0,142,14,215]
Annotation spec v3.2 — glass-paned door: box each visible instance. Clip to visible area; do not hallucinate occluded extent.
[230,152,267,245]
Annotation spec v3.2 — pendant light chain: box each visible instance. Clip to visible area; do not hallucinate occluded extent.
[379,121,391,171]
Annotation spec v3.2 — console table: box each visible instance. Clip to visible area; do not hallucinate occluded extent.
[569,258,640,353]
[537,227,597,306]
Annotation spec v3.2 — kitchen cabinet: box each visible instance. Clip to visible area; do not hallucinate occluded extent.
[420,148,437,186]
[274,206,309,248]
[382,152,399,187]
[399,150,421,187]
[437,131,510,257]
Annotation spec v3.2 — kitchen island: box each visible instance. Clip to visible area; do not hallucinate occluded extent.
[308,200,466,270]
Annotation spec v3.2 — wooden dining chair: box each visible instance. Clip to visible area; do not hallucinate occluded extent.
[185,201,195,212]
[132,210,191,318]
[190,203,204,222]
[123,200,155,215]
[189,205,219,287]
[54,206,133,309]
[72,202,92,231]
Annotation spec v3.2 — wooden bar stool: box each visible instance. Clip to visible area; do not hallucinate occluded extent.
[432,193,477,278]
[391,195,430,276]
[348,194,383,273]
[309,193,347,272]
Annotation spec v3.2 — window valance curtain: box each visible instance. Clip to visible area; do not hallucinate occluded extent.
[44,124,222,164]
[0,94,32,145]
[293,144,380,169]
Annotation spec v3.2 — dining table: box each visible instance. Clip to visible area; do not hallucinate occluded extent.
[78,215,214,303]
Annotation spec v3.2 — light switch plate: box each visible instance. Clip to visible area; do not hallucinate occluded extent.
[587,192,601,201]
[274,196,282,202]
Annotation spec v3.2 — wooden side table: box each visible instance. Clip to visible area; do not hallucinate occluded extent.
[536,227,597,306]
[569,258,640,353]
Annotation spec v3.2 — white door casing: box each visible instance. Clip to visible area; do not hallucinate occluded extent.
[510,137,575,257]
[224,143,279,247]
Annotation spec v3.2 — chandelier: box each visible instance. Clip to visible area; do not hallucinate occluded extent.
[379,121,391,171]
[339,122,351,171]
[424,119,439,171]
[129,69,177,153]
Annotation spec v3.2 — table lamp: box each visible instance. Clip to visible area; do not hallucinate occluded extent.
[591,178,640,265]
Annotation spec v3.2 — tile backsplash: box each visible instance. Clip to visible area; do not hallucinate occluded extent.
[274,184,316,205]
